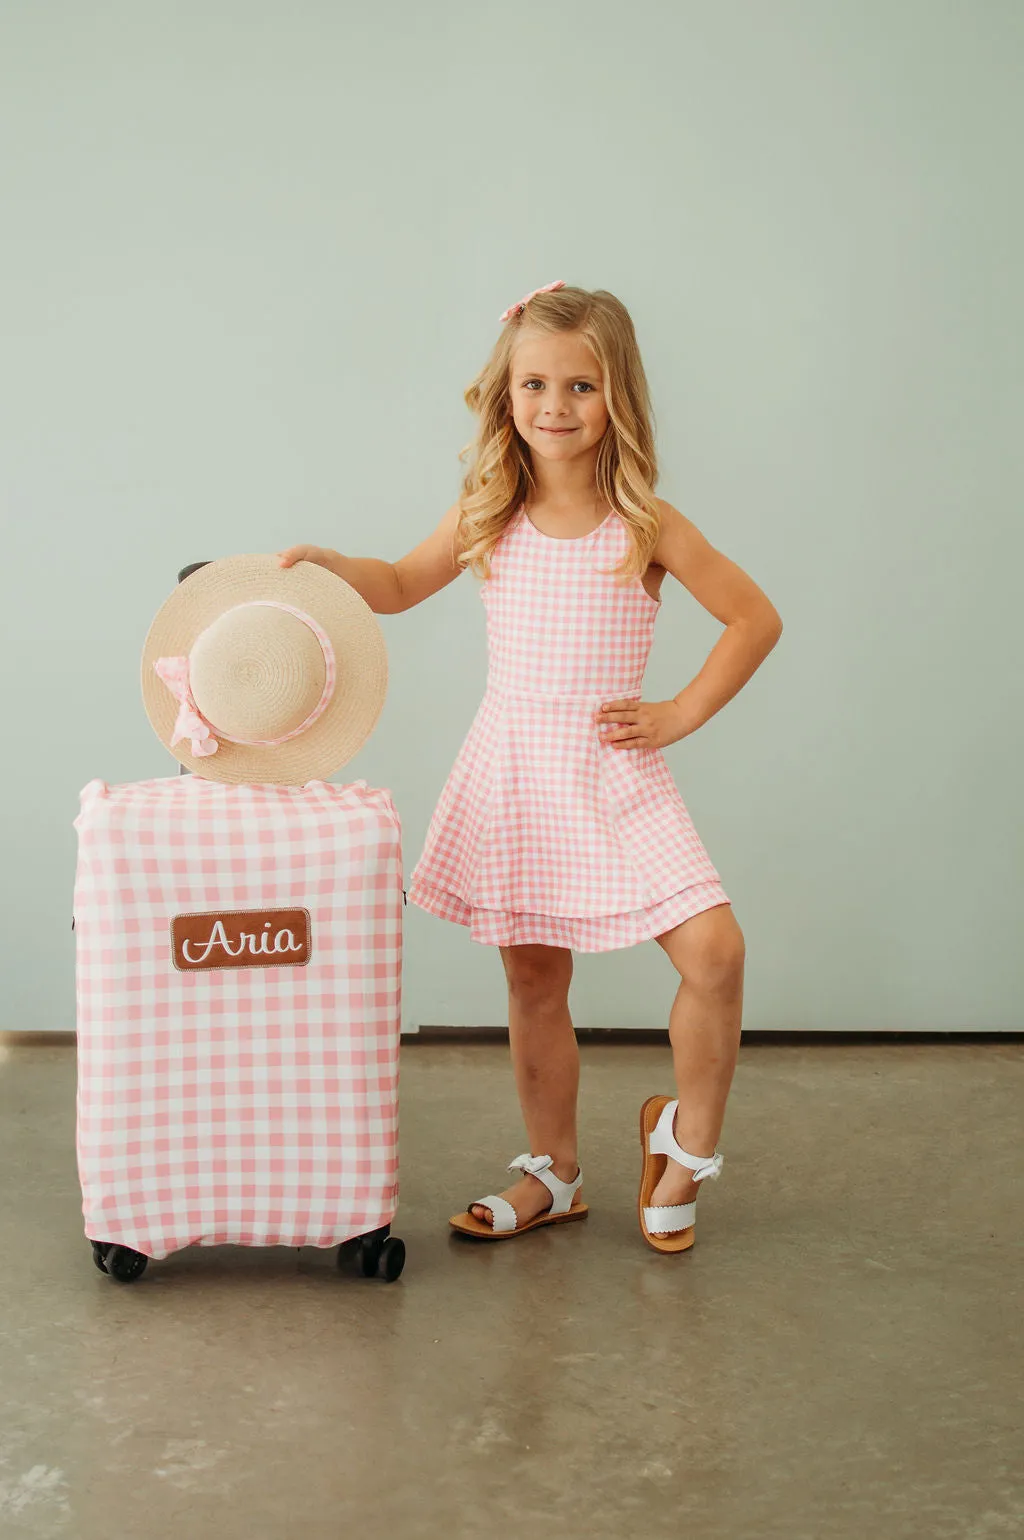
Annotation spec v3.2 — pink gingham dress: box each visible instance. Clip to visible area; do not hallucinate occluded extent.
[407,505,730,951]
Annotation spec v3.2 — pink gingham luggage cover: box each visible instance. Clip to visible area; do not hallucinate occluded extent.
[73,775,403,1260]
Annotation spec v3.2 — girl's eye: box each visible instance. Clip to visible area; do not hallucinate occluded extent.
[523,381,594,393]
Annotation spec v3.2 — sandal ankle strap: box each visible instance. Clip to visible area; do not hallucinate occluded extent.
[507,1153,583,1214]
[649,1100,724,1183]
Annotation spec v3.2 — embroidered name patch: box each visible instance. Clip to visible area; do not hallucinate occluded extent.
[171,908,311,972]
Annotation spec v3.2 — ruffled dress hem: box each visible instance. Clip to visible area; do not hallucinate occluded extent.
[406,877,730,953]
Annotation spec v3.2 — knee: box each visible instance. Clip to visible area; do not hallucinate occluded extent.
[502,947,572,1009]
[683,916,746,994]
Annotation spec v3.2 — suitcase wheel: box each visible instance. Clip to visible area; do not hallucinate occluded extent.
[90,1241,149,1283]
[378,1237,406,1282]
[340,1227,406,1283]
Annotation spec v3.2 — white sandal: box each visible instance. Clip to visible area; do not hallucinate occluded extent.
[449,1153,588,1240]
[638,1096,724,1254]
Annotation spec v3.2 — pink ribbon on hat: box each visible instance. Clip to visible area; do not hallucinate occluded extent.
[152,656,221,757]
[153,600,337,758]
[499,279,565,324]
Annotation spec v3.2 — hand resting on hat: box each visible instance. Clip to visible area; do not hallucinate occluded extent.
[277,545,342,575]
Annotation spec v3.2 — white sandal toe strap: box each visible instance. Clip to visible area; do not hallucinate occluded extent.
[644,1201,697,1233]
[473,1194,518,1233]
[507,1153,583,1215]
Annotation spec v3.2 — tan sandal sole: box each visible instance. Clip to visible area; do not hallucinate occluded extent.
[638,1095,696,1255]
[449,1201,589,1241]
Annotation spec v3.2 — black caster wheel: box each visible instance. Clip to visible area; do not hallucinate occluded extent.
[378,1236,406,1282]
[357,1237,383,1277]
[91,1241,112,1274]
[104,1245,149,1283]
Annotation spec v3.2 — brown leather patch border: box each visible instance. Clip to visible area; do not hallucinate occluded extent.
[170,908,312,973]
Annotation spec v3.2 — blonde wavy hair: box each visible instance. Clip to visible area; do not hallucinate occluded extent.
[455,285,660,585]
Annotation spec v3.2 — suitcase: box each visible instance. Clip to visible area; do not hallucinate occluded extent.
[72,562,406,1284]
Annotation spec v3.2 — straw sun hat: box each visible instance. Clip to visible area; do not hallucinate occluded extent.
[141,555,388,785]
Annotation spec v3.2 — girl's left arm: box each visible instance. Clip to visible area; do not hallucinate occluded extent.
[598,500,783,751]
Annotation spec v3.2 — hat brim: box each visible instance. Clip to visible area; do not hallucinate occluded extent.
[141,555,388,785]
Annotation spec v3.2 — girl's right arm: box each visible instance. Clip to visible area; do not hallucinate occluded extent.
[277,502,464,615]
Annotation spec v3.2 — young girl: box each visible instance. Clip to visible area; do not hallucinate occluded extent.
[278,281,782,1254]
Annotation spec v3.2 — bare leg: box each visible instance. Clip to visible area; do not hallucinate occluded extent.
[648,904,746,1230]
[470,944,584,1227]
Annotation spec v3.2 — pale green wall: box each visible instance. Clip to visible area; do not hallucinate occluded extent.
[1,2,1020,1032]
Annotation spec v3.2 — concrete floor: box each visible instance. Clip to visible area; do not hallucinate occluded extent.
[1,1037,1021,1540]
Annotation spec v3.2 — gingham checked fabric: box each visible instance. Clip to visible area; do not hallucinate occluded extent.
[407,506,730,952]
[73,776,402,1260]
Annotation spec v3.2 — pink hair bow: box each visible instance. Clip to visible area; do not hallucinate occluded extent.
[499,279,565,324]
[152,656,219,757]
